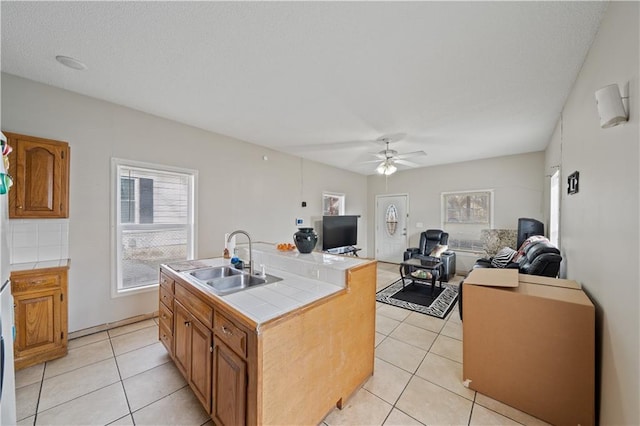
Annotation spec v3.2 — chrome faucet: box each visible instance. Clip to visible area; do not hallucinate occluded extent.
[227,230,254,276]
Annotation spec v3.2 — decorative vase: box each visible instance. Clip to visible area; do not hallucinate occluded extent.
[293,227,318,253]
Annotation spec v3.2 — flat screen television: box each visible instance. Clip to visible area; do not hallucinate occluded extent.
[517,218,544,250]
[322,215,358,250]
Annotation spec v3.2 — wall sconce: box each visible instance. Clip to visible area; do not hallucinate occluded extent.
[595,84,628,128]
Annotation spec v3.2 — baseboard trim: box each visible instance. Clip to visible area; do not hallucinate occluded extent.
[68,311,159,340]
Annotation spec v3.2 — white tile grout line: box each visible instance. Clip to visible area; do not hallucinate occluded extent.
[31,362,46,425]
[109,332,134,422]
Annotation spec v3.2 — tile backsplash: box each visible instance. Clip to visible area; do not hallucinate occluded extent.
[9,219,69,264]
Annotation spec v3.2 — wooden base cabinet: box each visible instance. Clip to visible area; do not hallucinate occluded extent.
[158,272,174,355]
[213,336,247,425]
[173,298,213,413]
[11,265,69,370]
[160,259,376,426]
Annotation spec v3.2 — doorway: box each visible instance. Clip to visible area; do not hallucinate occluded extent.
[375,194,408,263]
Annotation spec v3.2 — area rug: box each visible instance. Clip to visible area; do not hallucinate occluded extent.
[376,278,459,319]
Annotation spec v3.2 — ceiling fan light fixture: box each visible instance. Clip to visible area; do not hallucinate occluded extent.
[376,160,397,176]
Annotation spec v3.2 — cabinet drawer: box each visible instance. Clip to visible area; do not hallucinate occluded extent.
[175,283,213,328]
[159,302,173,335]
[160,272,174,293]
[159,324,173,354]
[11,272,61,293]
[159,286,174,310]
[214,311,247,358]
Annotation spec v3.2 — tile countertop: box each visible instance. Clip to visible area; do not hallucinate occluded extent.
[170,243,373,325]
[11,258,71,272]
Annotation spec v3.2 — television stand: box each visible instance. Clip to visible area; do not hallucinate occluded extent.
[324,246,361,257]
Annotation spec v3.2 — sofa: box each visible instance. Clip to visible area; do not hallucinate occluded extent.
[473,238,562,278]
[404,229,456,282]
[460,236,562,321]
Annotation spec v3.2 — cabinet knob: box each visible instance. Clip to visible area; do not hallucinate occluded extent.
[184,321,191,327]
[222,326,233,336]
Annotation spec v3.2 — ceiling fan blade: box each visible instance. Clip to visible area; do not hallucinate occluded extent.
[365,152,387,159]
[359,158,386,164]
[394,151,427,160]
[281,139,379,153]
[395,159,421,167]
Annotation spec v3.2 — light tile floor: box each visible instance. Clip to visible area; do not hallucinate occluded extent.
[15,262,550,425]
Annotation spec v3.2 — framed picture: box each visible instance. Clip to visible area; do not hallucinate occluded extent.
[442,190,492,224]
[323,192,345,216]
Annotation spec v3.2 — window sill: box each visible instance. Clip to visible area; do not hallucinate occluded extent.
[449,248,485,255]
[112,283,158,298]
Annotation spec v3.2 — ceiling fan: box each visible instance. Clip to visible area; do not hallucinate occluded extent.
[361,137,427,176]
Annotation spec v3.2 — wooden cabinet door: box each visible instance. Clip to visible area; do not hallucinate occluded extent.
[213,341,247,426]
[173,301,191,378]
[13,288,62,358]
[175,300,213,412]
[6,132,70,218]
[190,318,212,413]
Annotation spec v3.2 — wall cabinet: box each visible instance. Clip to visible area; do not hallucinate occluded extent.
[5,132,70,218]
[11,265,69,370]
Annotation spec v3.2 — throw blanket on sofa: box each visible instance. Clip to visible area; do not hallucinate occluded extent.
[513,235,549,262]
[490,247,518,268]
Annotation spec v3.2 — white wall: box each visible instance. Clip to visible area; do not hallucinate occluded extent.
[366,151,545,269]
[1,73,368,332]
[544,2,639,424]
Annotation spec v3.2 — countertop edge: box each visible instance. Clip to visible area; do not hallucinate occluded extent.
[10,258,71,273]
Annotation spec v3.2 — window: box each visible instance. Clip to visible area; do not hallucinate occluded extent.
[120,177,154,224]
[112,159,197,296]
[120,177,135,223]
[549,170,560,247]
[441,190,493,251]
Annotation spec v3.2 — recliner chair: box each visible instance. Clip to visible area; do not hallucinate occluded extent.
[404,229,449,260]
[404,229,456,282]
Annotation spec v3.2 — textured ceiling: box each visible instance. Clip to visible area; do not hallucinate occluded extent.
[1,2,607,175]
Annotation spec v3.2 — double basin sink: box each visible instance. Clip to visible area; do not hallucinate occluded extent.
[186,266,282,295]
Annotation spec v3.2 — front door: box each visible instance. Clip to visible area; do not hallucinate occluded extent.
[375,194,408,263]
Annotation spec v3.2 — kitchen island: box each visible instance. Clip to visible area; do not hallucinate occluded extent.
[159,243,377,425]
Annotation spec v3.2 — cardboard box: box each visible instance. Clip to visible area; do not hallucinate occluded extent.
[462,269,595,426]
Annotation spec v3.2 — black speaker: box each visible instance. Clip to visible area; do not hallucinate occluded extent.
[517,218,544,250]
[440,251,456,282]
